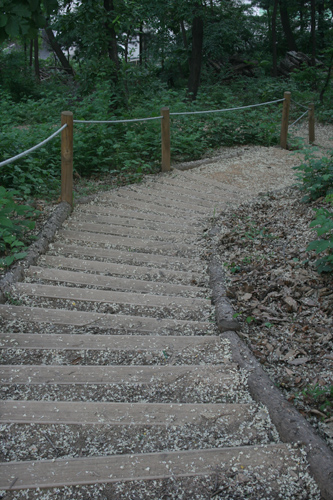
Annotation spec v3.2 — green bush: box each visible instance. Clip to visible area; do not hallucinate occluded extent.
[295,150,333,273]
[307,207,333,273]
[293,151,333,202]
[0,187,39,268]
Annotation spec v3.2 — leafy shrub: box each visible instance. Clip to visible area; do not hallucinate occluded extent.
[307,207,333,273]
[294,151,333,202]
[0,50,41,101]
[0,187,39,268]
[297,384,333,418]
[295,150,333,273]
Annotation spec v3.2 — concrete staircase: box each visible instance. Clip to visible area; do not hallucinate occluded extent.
[0,170,320,498]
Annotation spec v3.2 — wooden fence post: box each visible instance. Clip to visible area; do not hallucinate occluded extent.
[309,103,315,144]
[61,111,73,206]
[280,91,291,149]
[161,107,171,172]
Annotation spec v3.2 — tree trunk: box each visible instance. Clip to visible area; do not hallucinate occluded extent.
[279,0,297,51]
[319,52,333,103]
[103,0,119,80]
[180,20,188,50]
[317,0,325,50]
[187,6,204,101]
[272,0,279,77]
[139,22,144,66]
[45,27,74,75]
[299,0,305,33]
[34,37,40,81]
[311,0,316,65]
[29,39,33,66]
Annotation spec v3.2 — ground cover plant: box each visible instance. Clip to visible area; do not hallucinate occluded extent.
[0,186,39,269]
[213,184,333,448]
[1,0,333,268]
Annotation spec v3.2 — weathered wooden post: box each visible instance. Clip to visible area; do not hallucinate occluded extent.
[280,91,291,149]
[161,107,171,172]
[309,103,315,144]
[61,111,74,206]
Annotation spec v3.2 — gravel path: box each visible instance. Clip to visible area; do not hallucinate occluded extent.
[1,123,332,499]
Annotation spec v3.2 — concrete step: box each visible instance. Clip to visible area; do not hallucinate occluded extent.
[48,243,202,272]
[26,266,206,297]
[77,202,203,226]
[128,183,220,209]
[11,283,212,321]
[39,255,205,286]
[0,305,216,336]
[0,364,236,385]
[63,221,197,243]
[0,400,256,425]
[0,403,278,461]
[101,188,210,214]
[98,195,206,220]
[0,364,249,404]
[0,333,226,366]
[157,175,230,203]
[0,444,309,493]
[69,212,199,235]
[57,229,198,257]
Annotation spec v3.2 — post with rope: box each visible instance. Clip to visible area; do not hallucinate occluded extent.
[61,111,74,206]
[161,107,171,172]
[309,103,315,144]
[280,91,291,149]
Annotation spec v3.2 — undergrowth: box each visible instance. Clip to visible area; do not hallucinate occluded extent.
[0,187,39,269]
[294,150,333,274]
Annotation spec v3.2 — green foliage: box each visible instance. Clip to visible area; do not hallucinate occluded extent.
[295,150,333,274]
[294,151,333,202]
[297,384,333,418]
[0,50,39,101]
[307,208,333,273]
[0,0,58,42]
[0,187,39,268]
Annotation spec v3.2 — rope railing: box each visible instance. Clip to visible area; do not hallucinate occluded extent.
[169,98,285,117]
[291,98,309,111]
[73,116,163,124]
[0,124,67,168]
[0,91,315,207]
[290,109,309,127]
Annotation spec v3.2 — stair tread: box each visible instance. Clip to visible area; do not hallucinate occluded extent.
[26,266,205,296]
[58,229,197,256]
[0,333,219,350]
[13,282,210,310]
[0,364,236,385]
[40,255,203,284]
[0,400,255,424]
[0,305,213,333]
[0,443,298,490]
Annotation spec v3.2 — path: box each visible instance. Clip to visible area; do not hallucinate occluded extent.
[0,167,322,498]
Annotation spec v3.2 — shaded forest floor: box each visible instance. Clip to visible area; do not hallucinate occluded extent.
[3,122,332,450]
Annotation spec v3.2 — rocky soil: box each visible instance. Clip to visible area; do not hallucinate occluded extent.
[209,186,333,450]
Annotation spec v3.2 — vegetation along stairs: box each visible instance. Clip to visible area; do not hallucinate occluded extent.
[0,169,324,498]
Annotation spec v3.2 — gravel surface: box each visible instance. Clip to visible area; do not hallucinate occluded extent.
[1,122,332,499]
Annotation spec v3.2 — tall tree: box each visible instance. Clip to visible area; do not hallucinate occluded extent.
[0,0,59,42]
[103,0,120,80]
[45,22,74,75]
[187,2,204,100]
[310,0,316,65]
[279,0,297,51]
[272,0,279,76]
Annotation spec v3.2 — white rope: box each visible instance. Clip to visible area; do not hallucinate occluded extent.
[291,98,309,111]
[290,109,308,127]
[73,116,163,124]
[0,124,68,168]
[169,98,285,117]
